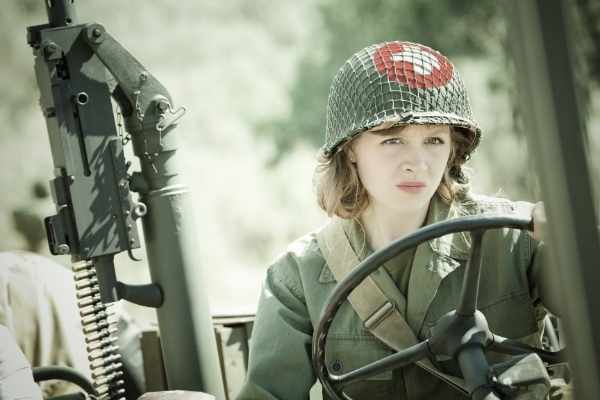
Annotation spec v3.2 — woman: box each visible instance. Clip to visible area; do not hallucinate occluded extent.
[237,41,554,400]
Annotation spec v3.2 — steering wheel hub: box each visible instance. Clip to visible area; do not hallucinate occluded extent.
[429,310,493,359]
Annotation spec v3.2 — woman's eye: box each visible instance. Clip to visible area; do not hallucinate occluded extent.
[381,138,403,145]
[425,137,445,145]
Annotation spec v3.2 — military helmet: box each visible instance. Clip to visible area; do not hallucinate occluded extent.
[323,41,481,158]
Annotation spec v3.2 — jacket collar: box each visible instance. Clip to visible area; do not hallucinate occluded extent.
[425,193,473,261]
[407,194,475,335]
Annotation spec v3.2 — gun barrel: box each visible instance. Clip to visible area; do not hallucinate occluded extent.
[46,0,78,27]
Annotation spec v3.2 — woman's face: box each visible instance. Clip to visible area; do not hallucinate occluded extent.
[350,124,452,214]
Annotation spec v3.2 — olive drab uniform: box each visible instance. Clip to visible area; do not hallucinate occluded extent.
[0,251,91,397]
[237,193,550,400]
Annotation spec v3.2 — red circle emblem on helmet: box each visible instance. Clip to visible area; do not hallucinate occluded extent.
[372,42,453,89]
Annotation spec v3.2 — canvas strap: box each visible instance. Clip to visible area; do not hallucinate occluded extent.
[316,220,468,395]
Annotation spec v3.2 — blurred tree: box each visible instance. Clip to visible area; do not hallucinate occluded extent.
[574,0,600,86]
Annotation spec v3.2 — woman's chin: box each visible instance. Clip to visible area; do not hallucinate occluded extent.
[378,192,433,214]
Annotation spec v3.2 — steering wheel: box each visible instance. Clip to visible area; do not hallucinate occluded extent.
[312,215,565,400]
[33,365,97,397]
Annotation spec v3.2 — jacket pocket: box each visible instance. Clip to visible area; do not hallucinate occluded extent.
[325,335,398,400]
[325,336,393,379]
[480,291,538,339]
[324,337,397,399]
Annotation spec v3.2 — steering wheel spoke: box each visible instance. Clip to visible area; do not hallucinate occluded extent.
[457,230,485,316]
[330,340,431,388]
[490,334,566,364]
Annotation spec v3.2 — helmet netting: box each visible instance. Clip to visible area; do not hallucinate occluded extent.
[323,41,481,157]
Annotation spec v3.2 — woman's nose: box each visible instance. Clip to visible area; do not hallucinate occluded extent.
[400,151,427,173]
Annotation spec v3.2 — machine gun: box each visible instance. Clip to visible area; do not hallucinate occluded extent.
[27,1,226,398]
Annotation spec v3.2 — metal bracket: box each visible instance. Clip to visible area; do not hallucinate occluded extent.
[156,102,186,132]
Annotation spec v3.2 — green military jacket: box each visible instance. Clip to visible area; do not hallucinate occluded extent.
[237,193,549,400]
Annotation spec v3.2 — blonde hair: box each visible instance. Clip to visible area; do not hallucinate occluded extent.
[314,126,474,219]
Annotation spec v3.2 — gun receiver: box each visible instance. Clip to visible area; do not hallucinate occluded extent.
[29,22,142,263]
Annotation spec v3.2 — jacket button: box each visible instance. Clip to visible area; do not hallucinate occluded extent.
[331,359,343,372]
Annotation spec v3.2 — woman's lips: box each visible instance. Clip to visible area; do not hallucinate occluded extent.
[396,181,426,193]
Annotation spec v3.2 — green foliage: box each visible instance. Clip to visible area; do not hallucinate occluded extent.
[574,0,600,86]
